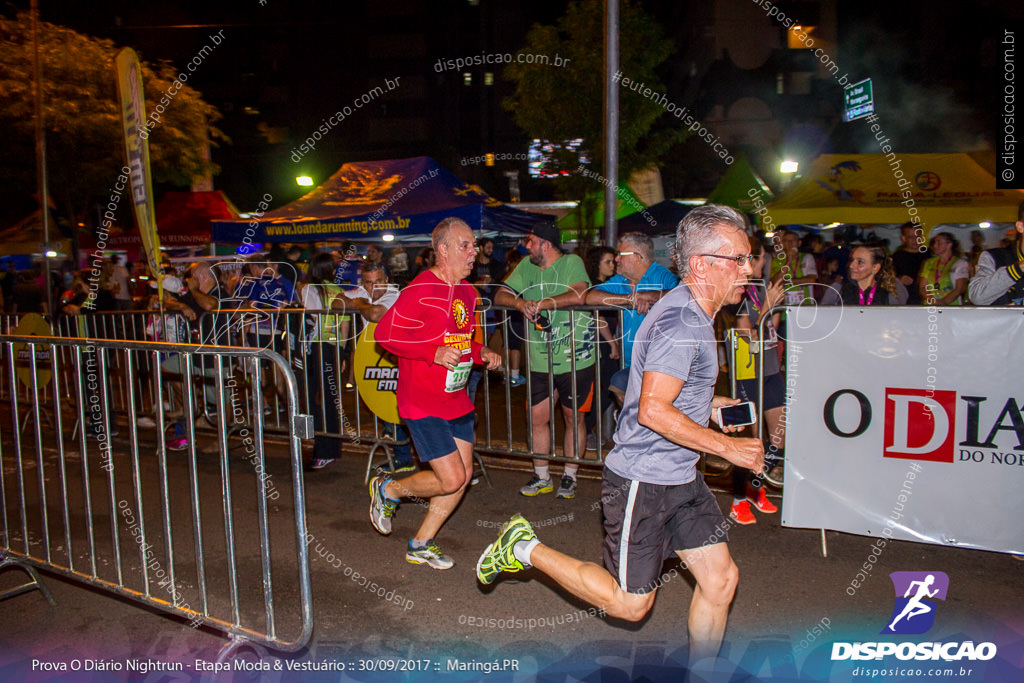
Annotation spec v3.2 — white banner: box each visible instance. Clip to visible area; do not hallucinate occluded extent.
[781,306,1024,554]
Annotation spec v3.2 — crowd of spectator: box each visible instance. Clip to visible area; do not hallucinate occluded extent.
[3,202,1020,504]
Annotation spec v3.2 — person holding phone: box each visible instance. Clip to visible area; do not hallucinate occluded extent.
[477,205,764,666]
[729,235,784,524]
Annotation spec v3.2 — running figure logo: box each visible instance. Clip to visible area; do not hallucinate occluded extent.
[882,571,949,635]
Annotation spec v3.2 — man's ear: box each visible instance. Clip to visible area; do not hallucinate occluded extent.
[689,255,707,278]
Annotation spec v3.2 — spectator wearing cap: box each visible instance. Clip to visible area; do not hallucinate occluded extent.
[493,221,595,501]
[968,201,1024,306]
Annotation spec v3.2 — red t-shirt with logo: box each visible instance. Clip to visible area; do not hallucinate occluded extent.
[374,269,483,420]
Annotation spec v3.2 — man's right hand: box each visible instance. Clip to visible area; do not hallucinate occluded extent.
[434,346,462,369]
[720,436,765,473]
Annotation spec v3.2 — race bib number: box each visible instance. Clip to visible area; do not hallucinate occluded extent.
[444,351,473,393]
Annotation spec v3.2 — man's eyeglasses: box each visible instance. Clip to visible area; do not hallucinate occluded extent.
[616,251,641,258]
[699,253,756,266]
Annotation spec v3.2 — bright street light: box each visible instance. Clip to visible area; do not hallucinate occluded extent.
[780,160,799,174]
[296,176,313,186]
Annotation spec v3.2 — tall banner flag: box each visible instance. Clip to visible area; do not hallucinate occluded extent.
[115,48,162,295]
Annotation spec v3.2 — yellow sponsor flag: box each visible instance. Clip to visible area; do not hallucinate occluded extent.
[115,48,162,296]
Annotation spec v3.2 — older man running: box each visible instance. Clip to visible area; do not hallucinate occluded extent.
[369,217,502,569]
[477,205,764,663]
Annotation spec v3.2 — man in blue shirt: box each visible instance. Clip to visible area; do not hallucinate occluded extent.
[232,259,298,352]
[584,232,678,398]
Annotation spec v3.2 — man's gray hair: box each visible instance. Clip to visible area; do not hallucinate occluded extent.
[619,232,654,261]
[362,261,388,279]
[432,217,471,250]
[673,204,748,278]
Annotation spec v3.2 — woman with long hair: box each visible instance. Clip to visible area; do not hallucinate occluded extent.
[584,246,619,451]
[824,243,901,306]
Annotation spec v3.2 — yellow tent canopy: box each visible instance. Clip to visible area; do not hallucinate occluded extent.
[0,211,73,257]
[761,153,1024,229]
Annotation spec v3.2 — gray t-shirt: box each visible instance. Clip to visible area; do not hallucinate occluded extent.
[605,283,719,486]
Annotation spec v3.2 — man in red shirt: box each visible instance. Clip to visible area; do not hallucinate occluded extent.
[369,217,502,569]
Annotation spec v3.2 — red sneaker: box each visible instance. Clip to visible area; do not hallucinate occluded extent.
[749,487,778,514]
[729,500,756,525]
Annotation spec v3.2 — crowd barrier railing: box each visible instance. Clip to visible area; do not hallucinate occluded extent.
[37,301,631,473]
[0,334,313,659]
[195,302,627,469]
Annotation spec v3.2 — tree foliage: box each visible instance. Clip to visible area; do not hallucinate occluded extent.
[0,12,226,223]
[504,0,686,239]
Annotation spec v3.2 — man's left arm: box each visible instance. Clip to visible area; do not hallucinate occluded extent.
[968,251,1019,305]
[537,281,588,311]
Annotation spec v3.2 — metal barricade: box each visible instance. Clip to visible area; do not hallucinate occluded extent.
[195,301,627,472]
[725,305,785,486]
[198,307,409,458]
[50,310,196,425]
[470,302,616,465]
[0,334,313,658]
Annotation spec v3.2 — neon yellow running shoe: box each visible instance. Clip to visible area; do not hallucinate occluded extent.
[476,514,536,584]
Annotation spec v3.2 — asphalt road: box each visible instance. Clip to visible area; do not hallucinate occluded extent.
[2,438,1022,683]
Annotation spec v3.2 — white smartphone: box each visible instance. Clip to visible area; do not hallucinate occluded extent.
[716,401,757,428]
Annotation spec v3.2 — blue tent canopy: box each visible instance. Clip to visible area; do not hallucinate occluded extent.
[211,157,537,243]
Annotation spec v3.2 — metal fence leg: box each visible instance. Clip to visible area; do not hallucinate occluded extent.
[364,440,394,485]
[473,450,492,488]
[0,556,56,606]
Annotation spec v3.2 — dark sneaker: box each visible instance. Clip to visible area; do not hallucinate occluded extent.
[519,475,553,497]
[555,475,577,499]
[406,539,454,570]
[476,514,536,584]
[308,457,338,470]
[369,475,397,535]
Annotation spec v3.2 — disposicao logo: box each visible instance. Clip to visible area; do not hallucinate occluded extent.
[882,571,948,635]
[831,570,997,662]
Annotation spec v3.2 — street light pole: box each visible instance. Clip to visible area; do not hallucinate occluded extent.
[31,0,53,314]
[603,0,619,247]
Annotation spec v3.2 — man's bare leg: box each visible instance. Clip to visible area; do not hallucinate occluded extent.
[528,543,655,622]
[529,396,552,477]
[560,403,586,477]
[677,543,739,663]
[385,436,473,509]
[407,439,474,543]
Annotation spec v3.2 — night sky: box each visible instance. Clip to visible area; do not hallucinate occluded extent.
[4,0,1022,216]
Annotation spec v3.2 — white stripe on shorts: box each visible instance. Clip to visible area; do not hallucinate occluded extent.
[618,478,641,591]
